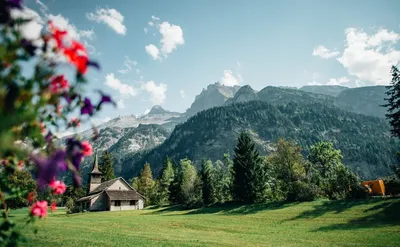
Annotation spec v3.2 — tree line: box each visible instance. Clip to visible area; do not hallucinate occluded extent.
[131,133,370,208]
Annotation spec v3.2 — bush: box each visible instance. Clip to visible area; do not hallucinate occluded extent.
[287,181,320,202]
[65,198,81,214]
[348,183,370,199]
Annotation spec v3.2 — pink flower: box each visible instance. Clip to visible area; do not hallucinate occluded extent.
[70,118,80,127]
[30,200,48,218]
[49,180,66,195]
[50,202,57,211]
[17,160,23,171]
[81,141,93,156]
[56,105,63,115]
[49,75,69,94]
[40,122,46,133]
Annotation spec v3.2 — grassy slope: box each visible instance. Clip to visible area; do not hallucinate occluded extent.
[13,198,400,247]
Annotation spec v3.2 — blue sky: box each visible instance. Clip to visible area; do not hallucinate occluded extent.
[19,0,400,127]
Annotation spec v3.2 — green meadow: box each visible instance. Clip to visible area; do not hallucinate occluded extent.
[13,198,400,247]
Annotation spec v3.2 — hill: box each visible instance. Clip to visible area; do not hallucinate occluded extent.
[120,100,399,180]
[16,199,400,246]
[300,85,348,96]
[334,86,388,118]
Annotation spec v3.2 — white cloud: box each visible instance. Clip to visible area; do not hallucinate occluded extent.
[220,70,239,86]
[104,73,136,96]
[142,81,167,104]
[144,27,148,33]
[312,45,340,59]
[87,8,126,35]
[151,15,160,21]
[117,99,125,109]
[148,21,154,26]
[159,22,184,56]
[307,81,323,86]
[48,14,95,42]
[236,61,243,83]
[145,44,160,60]
[180,90,186,99]
[118,56,137,74]
[326,77,350,85]
[10,7,44,41]
[35,0,48,15]
[136,68,141,75]
[79,29,95,40]
[336,28,400,85]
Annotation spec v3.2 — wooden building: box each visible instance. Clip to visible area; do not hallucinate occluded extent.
[77,154,145,211]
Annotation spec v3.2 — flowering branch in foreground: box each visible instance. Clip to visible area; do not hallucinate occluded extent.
[0,0,114,245]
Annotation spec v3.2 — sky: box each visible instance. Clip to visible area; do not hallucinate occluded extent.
[15,0,400,129]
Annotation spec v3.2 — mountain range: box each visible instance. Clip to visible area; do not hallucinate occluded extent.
[68,82,395,182]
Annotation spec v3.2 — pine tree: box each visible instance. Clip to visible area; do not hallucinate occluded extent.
[137,163,155,204]
[99,150,115,182]
[157,156,175,205]
[232,132,263,203]
[199,159,216,205]
[384,66,400,137]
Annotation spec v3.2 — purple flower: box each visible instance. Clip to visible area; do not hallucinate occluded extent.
[87,60,100,70]
[97,91,115,108]
[45,131,53,143]
[81,97,94,115]
[31,150,67,190]
[66,138,83,170]
[6,0,22,9]
[21,39,36,56]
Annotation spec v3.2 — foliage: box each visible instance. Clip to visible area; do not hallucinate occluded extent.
[136,163,155,204]
[268,138,307,201]
[99,150,115,182]
[199,159,216,205]
[0,169,36,210]
[179,158,202,207]
[384,66,400,137]
[232,132,267,203]
[0,1,111,245]
[156,156,174,205]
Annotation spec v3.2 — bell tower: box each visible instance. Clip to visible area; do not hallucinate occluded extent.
[88,152,102,193]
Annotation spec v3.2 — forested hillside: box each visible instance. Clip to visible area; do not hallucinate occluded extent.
[119,100,398,180]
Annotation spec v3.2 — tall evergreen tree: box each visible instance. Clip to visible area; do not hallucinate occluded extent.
[199,159,216,205]
[157,156,175,205]
[232,132,264,203]
[383,65,400,177]
[99,150,115,182]
[137,163,155,204]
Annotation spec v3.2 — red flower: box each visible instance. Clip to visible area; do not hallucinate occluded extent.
[81,141,93,156]
[49,21,67,49]
[48,22,89,74]
[27,192,35,203]
[50,202,57,211]
[49,180,67,195]
[49,75,69,94]
[30,200,48,218]
[63,41,88,74]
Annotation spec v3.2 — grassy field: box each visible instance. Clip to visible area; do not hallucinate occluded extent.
[12,198,400,247]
